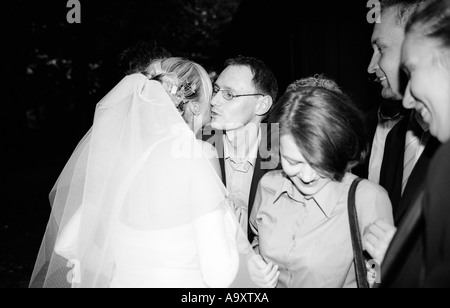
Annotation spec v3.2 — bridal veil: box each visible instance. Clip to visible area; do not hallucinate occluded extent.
[29,73,256,288]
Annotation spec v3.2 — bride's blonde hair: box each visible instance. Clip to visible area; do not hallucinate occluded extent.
[145,57,212,112]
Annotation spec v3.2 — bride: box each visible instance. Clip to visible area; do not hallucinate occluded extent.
[29,57,258,288]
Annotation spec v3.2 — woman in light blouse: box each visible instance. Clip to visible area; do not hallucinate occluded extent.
[248,82,394,288]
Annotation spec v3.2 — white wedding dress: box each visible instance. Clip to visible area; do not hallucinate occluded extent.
[110,223,206,288]
[29,74,253,288]
[110,209,242,288]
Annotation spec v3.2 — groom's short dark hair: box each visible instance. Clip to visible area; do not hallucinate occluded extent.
[224,56,278,102]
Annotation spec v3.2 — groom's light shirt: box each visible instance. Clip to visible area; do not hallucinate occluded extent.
[223,124,261,230]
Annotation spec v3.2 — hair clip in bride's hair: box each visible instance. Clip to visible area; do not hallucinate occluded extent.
[178,83,197,100]
[171,85,178,95]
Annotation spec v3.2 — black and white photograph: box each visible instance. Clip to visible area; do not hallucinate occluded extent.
[2,0,450,291]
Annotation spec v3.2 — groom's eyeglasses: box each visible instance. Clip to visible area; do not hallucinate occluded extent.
[213,86,265,101]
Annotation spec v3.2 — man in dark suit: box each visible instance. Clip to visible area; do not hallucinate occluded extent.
[353,99,405,180]
[363,0,441,288]
[366,0,432,220]
[365,0,412,187]
[366,0,439,228]
[380,0,450,288]
[203,56,279,239]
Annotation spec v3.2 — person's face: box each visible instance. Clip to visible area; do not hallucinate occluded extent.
[280,134,332,197]
[210,65,262,131]
[402,31,450,143]
[368,7,406,100]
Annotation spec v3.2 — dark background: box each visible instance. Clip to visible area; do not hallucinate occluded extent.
[1,0,380,288]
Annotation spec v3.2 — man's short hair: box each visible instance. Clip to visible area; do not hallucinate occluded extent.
[225,56,279,102]
[380,0,426,28]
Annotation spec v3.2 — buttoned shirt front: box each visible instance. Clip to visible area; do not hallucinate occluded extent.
[223,125,261,233]
[250,171,393,288]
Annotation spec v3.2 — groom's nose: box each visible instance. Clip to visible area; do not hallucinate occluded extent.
[210,94,220,107]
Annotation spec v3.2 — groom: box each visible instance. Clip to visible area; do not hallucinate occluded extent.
[204,56,279,239]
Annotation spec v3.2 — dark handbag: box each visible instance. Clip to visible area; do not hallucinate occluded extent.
[348,178,370,288]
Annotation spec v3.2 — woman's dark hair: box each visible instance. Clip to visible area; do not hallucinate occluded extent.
[406,0,450,49]
[119,40,171,76]
[270,87,369,182]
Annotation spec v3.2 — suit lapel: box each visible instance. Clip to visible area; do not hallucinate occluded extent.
[202,127,227,186]
[218,141,226,186]
[379,116,409,215]
[395,136,440,224]
[248,153,264,218]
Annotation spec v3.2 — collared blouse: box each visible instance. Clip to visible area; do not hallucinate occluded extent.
[250,170,393,288]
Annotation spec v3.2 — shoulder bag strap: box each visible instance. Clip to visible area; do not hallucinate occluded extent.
[348,177,369,288]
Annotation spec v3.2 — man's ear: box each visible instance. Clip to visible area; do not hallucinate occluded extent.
[255,96,273,117]
[188,101,201,116]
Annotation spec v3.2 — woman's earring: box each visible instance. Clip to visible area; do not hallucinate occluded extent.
[190,103,200,117]
[191,103,203,133]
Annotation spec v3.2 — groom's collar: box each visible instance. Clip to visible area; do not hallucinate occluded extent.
[224,123,261,164]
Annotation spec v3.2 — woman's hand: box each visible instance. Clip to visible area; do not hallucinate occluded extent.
[247,254,280,288]
[363,219,397,264]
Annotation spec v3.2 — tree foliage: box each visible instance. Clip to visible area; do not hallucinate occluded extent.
[7,0,242,131]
